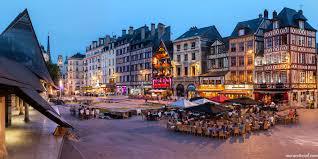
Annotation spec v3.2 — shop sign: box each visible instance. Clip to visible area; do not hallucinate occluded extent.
[152,78,172,89]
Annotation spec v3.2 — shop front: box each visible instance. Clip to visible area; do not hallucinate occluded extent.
[221,84,253,99]
[116,86,127,95]
[187,84,197,99]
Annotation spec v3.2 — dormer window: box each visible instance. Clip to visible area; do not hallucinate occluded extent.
[299,20,305,30]
[273,21,279,29]
[238,29,245,36]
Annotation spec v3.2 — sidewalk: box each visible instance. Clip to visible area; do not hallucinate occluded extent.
[5,108,63,159]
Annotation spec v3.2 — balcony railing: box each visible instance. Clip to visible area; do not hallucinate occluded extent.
[254,83,290,89]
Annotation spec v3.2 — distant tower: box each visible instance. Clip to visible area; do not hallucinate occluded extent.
[47,34,51,63]
[57,55,63,67]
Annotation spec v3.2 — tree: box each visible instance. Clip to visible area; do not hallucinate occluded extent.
[46,61,61,86]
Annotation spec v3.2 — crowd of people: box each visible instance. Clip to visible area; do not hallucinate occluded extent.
[165,105,298,139]
[70,105,100,120]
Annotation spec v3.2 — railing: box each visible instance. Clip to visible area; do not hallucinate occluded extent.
[254,83,290,89]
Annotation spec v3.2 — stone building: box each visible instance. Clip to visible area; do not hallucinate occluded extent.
[224,10,270,99]
[115,23,171,95]
[67,53,85,95]
[172,26,222,98]
[254,8,317,107]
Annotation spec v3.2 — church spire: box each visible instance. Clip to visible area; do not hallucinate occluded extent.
[47,33,51,63]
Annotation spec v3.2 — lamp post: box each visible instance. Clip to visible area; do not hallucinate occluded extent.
[59,79,63,99]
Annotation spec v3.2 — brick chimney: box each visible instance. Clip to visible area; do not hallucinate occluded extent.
[264,9,268,19]
[141,25,146,40]
[128,26,134,35]
[151,23,155,36]
[122,29,126,36]
[157,23,165,39]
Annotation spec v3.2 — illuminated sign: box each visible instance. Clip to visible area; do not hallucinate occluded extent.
[152,78,172,89]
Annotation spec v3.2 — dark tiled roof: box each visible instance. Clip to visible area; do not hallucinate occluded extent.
[221,36,230,50]
[230,17,263,38]
[200,71,229,77]
[176,26,222,41]
[267,7,316,31]
[70,53,85,59]
[1,9,53,84]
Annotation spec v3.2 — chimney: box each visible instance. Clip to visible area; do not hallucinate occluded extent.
[157,23,165,39]
[264,9,268,19]
[298,9,303,15]
[105,35,111,43]
[272,10,277,19]
[151,23,155,36]
[259,14,262,18]
[128,26,134,35]
[122,29,126,36]
[141,25,146,40]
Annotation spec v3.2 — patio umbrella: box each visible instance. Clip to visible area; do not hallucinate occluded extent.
[210,95,229,103]
[169,99,198,108]
[185,102,230,115]
[192,98,220,105]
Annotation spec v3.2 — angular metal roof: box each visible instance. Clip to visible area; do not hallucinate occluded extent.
[0,9,53,83]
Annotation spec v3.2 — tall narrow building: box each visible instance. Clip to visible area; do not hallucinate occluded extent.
[254,8,317,107]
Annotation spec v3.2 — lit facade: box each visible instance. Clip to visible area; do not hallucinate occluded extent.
[254,8,317,107]
[224,11,270,99]
[173,26,222,98]
[67,53,85,95]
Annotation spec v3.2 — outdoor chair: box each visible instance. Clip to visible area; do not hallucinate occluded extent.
[191,126,197,135]
[252,124,260,131]
[263,122,270,130]
[212,131,218,138]
[234,127,239,136]
[196,127,203,136]
[241,127,246,135]
[218,131,226,139]
[204,128,210,137]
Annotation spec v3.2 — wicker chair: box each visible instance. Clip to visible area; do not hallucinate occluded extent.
[196,127,203,136]
[204,128,210,137]
[245,124,251,133]
[219,130,226,139]
[234,127,239,136]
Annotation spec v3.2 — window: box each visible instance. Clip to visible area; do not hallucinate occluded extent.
[247,56,253,65]
[300,71,306,83]
[281,71,287,83]
[239,42,244,52]
[299,20,305,30]
[281,52,287,63]
[308,37,313,48]
[177,45,180,51]
[192,53,196,60]
[273,21,279,29]
[282,34,288,45]
[239,56,244,66]
[177,67,181,76]
[184,43,188,50]
[231,57,236,67]
[266,38,273,49]
[184,67,188,76]
[247,71,253,83]
[230,71,236,82]
[299,53,305,64]
[247,40,253,49]
[191,42,196,49]
[210,59,216,68]
[238,29,245,36]
[230,43,236,52]
[291,35,296,45]
[177,55,181,62]
[219,58,224,68]
[184,54,188,61]
[274,36,280,47]
[239,71,244,82]
[191,66,196,76]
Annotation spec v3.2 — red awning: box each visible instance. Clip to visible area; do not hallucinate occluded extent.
[210,95,229,103]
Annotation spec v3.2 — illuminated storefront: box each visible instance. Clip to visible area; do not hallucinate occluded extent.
[197,71,228,99]
[221,84,254,99]
[151,41,173,98]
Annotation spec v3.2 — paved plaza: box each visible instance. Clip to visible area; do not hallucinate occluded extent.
[5,108,63,159]
[58,98,318,159]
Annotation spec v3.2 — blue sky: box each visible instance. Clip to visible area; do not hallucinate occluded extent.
[1,0,317,63]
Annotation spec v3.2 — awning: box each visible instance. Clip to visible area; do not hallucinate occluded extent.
[18,87,72,128]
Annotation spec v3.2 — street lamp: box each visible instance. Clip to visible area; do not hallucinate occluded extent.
[59,79,63,99]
